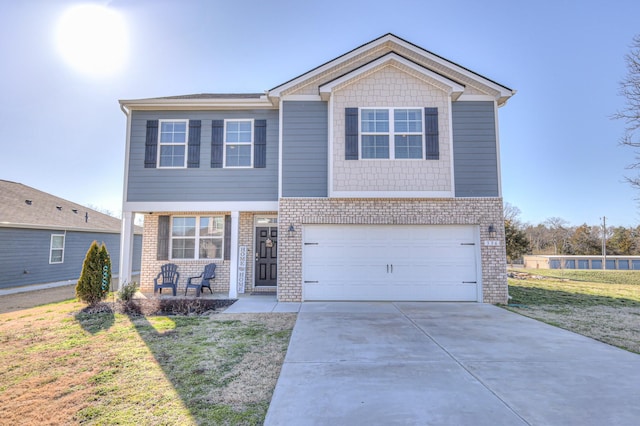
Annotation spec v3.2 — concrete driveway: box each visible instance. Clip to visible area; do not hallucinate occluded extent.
[265,302,640,426]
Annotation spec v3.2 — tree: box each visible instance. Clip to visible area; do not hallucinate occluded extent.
[608,226,637,255]
[567,224,601,255]
[76,241,111,305]
[614,34,640,188]
[504,219,530,263]
[545,217,571,254]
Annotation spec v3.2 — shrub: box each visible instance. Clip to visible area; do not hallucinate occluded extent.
[76,241,111,305]
[118,281,139,302]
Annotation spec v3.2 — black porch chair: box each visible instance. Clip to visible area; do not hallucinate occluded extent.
[154,263,179,296]
[185,263,216,297]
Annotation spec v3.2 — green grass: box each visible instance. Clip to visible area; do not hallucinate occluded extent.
[513,268,640,285]
[506,269,640,353]
[0,301,296,425]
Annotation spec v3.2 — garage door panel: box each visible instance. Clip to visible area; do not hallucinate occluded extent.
[303,225,480,302]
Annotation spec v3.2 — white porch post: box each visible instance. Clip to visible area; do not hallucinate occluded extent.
[118,211,135,291]
[228,211,240,299]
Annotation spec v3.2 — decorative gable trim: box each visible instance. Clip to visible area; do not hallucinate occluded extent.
[319,53,465,100]
[268,33,514,105]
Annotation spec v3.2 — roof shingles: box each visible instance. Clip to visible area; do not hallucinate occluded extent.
[0,180,123,233]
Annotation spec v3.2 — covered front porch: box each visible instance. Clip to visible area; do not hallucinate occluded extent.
[118,204,280,300]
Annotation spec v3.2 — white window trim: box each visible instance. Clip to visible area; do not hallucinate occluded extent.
[360,107,425,160]
[157,119,189,169]
[49,233,65,264]
[170,215,224,260]
[224,118,254,168]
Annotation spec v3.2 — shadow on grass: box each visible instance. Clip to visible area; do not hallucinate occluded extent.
[508,285,640,307]
[75,305,115,334]
[121,298,283,425]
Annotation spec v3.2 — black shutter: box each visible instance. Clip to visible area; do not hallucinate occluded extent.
[157,215,170,260]
[345,108,359,160]
[425,107,439,160]
[187,120,201,168]
[224,215,231,260]
[254,119,267,168]
[144,120,159,168]
[211,120,224,168]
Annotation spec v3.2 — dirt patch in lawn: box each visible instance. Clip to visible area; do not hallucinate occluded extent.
[507,305,640,354]
[0,285,76,314]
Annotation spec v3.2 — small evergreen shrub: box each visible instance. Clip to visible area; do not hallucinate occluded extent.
[118,281,139,302]
[76,241,111,306]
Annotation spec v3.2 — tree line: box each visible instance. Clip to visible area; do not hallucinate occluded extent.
[503,203,640,262]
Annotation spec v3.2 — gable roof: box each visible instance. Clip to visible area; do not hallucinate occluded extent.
[119,33,515,109]
[0,180,128,233]
[268,33,514,105]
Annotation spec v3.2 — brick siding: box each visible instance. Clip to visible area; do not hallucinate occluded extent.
[277,197,508,304]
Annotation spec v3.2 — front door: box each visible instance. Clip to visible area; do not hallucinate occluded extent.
[255,226,277,286]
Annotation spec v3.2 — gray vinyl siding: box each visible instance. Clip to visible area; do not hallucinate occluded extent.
[127,110,279,202]
[0,228,142,289]
[282,101,328,197]
[452,101,499,197]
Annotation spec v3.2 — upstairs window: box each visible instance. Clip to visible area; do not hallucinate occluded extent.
[158,120,188,167]
[50,234,65,264]
[360,108,423,159]
[224,119,253,167]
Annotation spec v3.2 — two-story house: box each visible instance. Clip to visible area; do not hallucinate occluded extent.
[118,34,515,303]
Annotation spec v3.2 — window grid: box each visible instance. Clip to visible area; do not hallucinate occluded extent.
[49,234,65,264]
[158,120,188,168]
[360,108,424,159]
[170,216,224,260]
[224,119,253,168]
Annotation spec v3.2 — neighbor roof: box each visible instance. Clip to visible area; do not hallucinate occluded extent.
[0,180,124,233]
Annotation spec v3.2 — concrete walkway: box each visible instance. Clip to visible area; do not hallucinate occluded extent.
[265,302,640,426]
[221,294,301,313]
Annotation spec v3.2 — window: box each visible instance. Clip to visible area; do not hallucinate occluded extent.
[50,234,65,264]
[171,216,224,259]
[360,108,423,159]
[158,120,188,167]
[225,119,253,167]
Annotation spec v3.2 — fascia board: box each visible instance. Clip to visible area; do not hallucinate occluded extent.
[118,98,276,111]
[269,33,514,101]
[318,52,465,95]
[269,33,398,97]
[388,36,515,99]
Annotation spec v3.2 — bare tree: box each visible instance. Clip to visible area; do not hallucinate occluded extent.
[503,202,522,227]
[614,34,640,187]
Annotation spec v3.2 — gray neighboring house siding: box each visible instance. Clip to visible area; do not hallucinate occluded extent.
[452,101,499,197]
[0,228,142,289]
[127,110,279,202]
[281,101,329,197]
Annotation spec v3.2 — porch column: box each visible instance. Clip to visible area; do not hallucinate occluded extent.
[228,211,240,299]
[118,211,135,291]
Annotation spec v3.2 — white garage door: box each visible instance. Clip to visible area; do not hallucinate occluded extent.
[303,225,480,301]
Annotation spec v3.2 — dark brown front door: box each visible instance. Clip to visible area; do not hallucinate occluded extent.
[255,227,277,286]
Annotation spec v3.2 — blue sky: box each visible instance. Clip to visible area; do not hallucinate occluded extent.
[1,0,639,227]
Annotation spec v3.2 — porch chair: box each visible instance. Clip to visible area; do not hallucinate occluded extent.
[154,263,179,296]
[185,263,216,297]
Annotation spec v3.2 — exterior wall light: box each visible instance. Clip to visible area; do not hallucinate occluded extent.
[488,224,496,237]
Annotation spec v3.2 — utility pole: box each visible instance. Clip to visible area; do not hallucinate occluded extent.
[601,216,607,269]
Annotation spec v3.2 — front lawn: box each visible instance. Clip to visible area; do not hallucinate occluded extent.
[506,269,640,354]
[0,300,295,425]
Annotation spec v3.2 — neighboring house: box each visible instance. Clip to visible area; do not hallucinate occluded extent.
[118,34,515,303]
[0,180,142,289]
[524,255,640,270]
